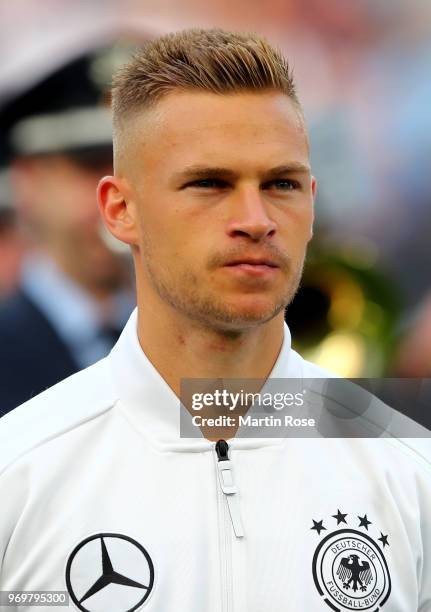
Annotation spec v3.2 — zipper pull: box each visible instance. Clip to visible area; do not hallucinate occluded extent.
[215,439,245,538]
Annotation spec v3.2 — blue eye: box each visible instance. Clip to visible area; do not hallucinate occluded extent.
[265,179,299,191]
[187,179,227,189]
[182,178,300,191]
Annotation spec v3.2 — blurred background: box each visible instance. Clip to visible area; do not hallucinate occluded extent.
[0,0,430,413]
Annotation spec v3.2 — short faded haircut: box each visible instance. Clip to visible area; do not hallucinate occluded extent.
[111,28,302,134]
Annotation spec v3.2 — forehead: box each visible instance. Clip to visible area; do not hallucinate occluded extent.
[126,91,309,174]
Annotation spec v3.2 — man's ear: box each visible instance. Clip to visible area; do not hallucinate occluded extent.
[309,175,317,239]
[97,176,139,246]
[311,175,317,200]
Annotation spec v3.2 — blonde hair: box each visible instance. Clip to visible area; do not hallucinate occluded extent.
[111,28,301,130]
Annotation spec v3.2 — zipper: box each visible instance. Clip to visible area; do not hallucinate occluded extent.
[215,440,244,538]
[215,439,244,612]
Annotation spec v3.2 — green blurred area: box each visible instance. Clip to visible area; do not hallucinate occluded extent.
[285,244,402,377]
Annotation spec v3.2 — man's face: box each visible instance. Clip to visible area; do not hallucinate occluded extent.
[15,153,126,292]
[119,91,315,331]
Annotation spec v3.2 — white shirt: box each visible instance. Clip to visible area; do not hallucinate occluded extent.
[0,309,430,611]
[21,254,133,368]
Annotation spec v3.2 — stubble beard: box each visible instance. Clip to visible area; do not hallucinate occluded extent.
[141,245,305,333]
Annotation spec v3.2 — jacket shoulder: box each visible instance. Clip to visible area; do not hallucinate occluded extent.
[292,350,431,472]
[386,437,431,476]
[0,357,117,475]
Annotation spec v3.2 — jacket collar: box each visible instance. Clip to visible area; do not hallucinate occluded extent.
[109,308,302,452]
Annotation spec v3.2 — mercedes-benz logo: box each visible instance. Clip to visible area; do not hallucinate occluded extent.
[65,533,155,612]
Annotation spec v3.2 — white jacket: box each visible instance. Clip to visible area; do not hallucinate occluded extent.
[0,310,430,612]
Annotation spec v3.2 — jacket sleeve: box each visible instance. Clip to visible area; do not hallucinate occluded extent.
[415,440,431,610]
[0,462,28,581]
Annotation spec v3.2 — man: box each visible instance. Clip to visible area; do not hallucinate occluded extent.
[396,294,431,377]
[0,169,23,298]
[0,53,134,413]
[0,29,430,611]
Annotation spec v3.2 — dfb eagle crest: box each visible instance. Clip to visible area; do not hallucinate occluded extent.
[336,554,373,592]
[311,511,391,611]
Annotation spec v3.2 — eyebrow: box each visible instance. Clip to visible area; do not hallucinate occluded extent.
[172,162,311,184]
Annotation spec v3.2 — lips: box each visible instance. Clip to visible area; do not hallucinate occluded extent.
[224,258,279,268]
[222,257,281,278]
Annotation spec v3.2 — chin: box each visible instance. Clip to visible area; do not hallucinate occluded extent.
[208,297,286,330]
[231,309,282,326]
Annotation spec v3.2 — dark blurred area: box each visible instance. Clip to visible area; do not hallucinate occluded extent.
[0,44,135,414]
[0,0,430,416]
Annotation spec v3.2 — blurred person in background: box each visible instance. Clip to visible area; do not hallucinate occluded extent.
[0,52,134,415]
[395,294,431,377]
[0,169,24,298]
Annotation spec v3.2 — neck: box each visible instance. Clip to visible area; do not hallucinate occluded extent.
[136,295,285,399]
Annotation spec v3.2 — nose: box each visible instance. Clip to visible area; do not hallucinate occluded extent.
[225,186,277,241]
